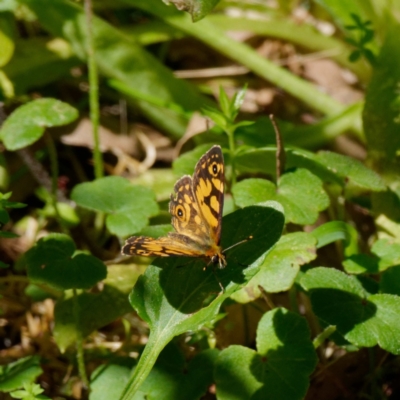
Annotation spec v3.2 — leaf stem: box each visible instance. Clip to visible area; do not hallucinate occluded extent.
[226,126,236,186]
[72,288,89,387]
[44,132,67,233]
[85,0,103,179]
[120,333,169,400]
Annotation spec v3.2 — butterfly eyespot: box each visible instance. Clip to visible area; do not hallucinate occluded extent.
[176,205,185,218]
[210,162,218,175]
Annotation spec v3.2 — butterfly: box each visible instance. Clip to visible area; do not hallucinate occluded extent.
[121,145,250,272]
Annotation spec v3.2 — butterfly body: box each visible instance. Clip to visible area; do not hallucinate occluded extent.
[122,145,228,268]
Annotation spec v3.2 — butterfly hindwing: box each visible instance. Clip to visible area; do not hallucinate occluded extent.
[169,175,213,246]
[122,233,206,257]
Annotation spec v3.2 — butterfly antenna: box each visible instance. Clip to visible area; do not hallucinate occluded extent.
[212,268,225,293]
[206,260,225,293]
[223,236,253,253]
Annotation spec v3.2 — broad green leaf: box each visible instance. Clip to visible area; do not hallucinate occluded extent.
[25,233,107,291]
[71,176,159,237]
[342,254,379,274]
[0,356,42,392]
[3,38,78,96]
[215,308,317,400]
[371,238,400,271]
[233,169,329,225]
[343,239,400,275]
[0,98,78,151]
[54,264,142,352]
[234,146,384,192]
[22,0,214,138]
[131,169,177,201]
[234,146,340,184]
[315,151,386,191]
[311,221,359,256]
[232,232,317,303]
[90,359,136,400]
[0,18,14,67]
[121,202,284,398]
[301,267,400,354]
[137,343,219,399]
[381,266,400,296]
[0,207,9,224]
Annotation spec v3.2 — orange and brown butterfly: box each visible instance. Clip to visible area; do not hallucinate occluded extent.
[122,145,247,269]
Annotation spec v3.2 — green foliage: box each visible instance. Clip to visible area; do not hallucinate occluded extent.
[215,308,317,400]
[301,267,400,354]
[0,356,42,392]
[0,98,78,150]
[25,233,107,291]
[232,169,330,225]
[0,191,25,239]
[10,383,50,400]
[71,176,159,237]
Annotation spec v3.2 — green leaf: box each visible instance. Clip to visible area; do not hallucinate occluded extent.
[25,233,107,291]
[233,169,329,225]
[363,23,400,181]
[138,343,219,399]
[90,359,135,400]
[234,146,385,192]
[202,107,227,128]
[301,267,400,354]
[71,176,159,237]
[218,86,231,119]
[130,169,178,201]
[342,254,379,274]
[381,266,400,296]
[311,221,359,256]
[0,21,14,68]
[3,37,78,96]
[0,356,42,392]
[315,151,385,191]
[371,238,400,271]
[0,98,78,151]
[215,308,317,400]
[121,202,284,398]
[232,232,317,303]
[54,264,142,352]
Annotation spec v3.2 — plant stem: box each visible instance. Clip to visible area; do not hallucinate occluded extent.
[85,0,103,179]
[72,288,89,387]
[226,126,236,186]
[120,333,169,400]
[44,132,67,233]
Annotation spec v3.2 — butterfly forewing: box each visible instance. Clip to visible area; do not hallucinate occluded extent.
[192,146,225,245]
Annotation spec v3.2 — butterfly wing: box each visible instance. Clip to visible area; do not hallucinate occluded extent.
[121,233,206,257]
[169,175,214,248]
[192,145,225,245]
